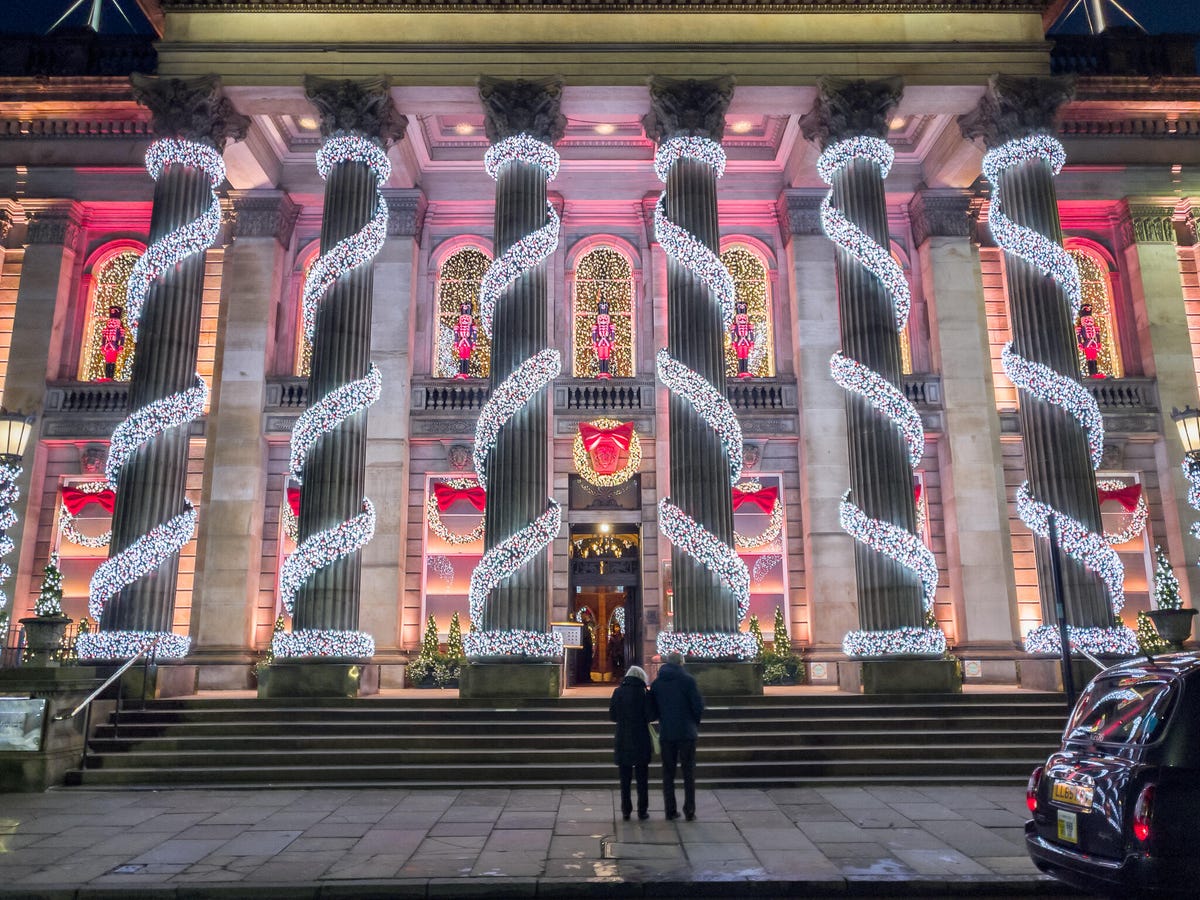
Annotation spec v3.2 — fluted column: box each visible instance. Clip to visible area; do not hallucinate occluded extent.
[88,76,247,658]
[961,76,1116,649]
[801,78,933,654]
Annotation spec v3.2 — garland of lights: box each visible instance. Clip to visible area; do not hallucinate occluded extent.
[75,630,191,661]
[819,136,935,657]
[1096,479,1148,546]
[983,134,1127,654]
[1185,457,1200,545]
[752,553,782,585]
[83,138,224,660]
[0,463,19,622]
[732,481,784,550]
[652,136,753,660]
[428,554,456,586]
[467,134,564,659]
[572,419,642,487]
[1024,624,1138,657]
[277,134,389,658]
[426,478,485,545]
[282,483,299,543]
[58,481,113,550]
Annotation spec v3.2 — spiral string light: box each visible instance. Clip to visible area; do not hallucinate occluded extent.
[982,134,1128,655]
[0,463,20,624]
[82,138,225,661]
[275,133,391,661]
[465,134,564,660]
[652,136,755,661]
[818,136,941,657]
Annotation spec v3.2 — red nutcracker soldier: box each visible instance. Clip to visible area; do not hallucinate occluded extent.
[730,299,756,378]
[1076,301,1104,379]
[99,305,126,381]
[453,300,477,379]
[591,299,616,379]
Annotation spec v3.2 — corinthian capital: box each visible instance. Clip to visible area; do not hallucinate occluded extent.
[959,74,1076,149]
[304,76,407,146]
[478,77,566,145]
[130,73,249,151]
[799,77,903,150]
[642,76,735,144]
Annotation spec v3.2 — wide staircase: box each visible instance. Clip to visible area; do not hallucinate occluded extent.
[65,691,1067,789]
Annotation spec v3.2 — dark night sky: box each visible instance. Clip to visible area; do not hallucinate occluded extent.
[0,1,1194,36]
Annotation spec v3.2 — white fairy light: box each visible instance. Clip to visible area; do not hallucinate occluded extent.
[1001,344,1103,469]
[279,499,376,617]
[468,501,562,633]
[76,630,191,661]
[1024,624,1138,657]
[1096,479,1148,546]
[272,628,376,660]
[656,349,744,485]
[106,376,208,486]
[426,478,486,546]
[289,364,382,480]
[0,463,19,619]
[843,627,947,658]
[829,352,925,469]
[840,491,939,615]
[58,481,113,550]
[732,481,784,551]
[472,348,561,489]
[88,502,197,622]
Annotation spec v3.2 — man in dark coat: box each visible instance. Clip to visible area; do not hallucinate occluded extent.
[608,665,656,820]
[650,651,704,820]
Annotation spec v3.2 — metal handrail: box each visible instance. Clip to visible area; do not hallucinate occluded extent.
[54,640,155,721]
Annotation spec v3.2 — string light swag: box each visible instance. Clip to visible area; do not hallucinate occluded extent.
[59,481,113,550]
[276,134,389,659]
[84,138,224,660]
[1024,623,1138,657]
[0,463,19,621]
[656,350,743,483]
[1096,479,1148,546]
[819,136,933,657]
[76,630,190,661]
[983,134,1127,651]
[467,134,564,660]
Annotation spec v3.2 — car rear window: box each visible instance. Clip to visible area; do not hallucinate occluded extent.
[1064,673,1177,746]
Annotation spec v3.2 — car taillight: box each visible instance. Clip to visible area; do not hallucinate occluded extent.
[1133,783,1155,842]
[1026,766,1043,813]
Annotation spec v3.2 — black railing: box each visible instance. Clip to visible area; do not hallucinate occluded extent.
[1051,30,1198,77]
[0,31,157,78]
[45,382,130,414]
[563,382,644,412]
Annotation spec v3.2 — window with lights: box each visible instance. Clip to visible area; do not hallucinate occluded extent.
[79,248,140,383]
[572,246,634,379]
[720,246,775,379]
[1068,247,1123,380]
[422,473,485,637]
[435,247,492,380]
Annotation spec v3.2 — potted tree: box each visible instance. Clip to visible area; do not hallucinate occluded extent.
[19,553,71,666]
[1147,545,1197,650]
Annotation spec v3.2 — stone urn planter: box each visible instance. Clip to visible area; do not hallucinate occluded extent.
[18,615,71,667]
[1147,608,1198,650]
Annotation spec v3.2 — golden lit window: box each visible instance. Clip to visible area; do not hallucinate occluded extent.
[1069,248,1123,379]
[294,251,317,377]
[573,246,634,379]
[721,246,775,379]
[435,247,492,379]
[79,249,139,382]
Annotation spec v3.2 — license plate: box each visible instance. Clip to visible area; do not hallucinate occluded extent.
[1052,780,1094,809]
[1057,809,1078,844]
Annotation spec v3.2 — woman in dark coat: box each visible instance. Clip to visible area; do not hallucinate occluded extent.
[608,665,657,820]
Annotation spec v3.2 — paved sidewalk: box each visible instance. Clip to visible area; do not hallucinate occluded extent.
[0,785,1084,898]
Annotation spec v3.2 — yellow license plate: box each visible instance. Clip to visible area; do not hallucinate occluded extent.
[1057,809,1078,844]
[1052,780,1094,809]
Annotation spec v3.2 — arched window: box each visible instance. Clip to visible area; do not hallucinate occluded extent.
[435,247,491,379]
[293,247,318,377]
[79,248,140,382]
[1068,247,1123,379]
[721,245,775,378]
[572,246,633,379]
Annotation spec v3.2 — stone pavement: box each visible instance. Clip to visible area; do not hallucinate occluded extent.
[0,785,1086,898]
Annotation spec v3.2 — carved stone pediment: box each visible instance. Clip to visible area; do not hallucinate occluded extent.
[130,73,249,150]
[478,76,566,145]
[642,76,734,144]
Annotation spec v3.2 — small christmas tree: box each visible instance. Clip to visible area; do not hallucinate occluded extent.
[446,611,464,661]
[747,615,764,661]
[1136,610,1168,655]
[1152,545,1182,610]
[420,614,440,659]
[77,616,93,635]
[772,605,789,654]
[34,554,64,617]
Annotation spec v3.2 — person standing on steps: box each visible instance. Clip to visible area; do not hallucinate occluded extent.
[609,665,657,821]
[650,651,704,821]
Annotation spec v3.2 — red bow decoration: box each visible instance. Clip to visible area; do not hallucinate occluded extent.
[1098,483,1141,512]
[287,486,301,517]
[61,486,116,515]
[732,485,778,513]
[914,483,923,505]
[578,421,634,475]
[434,482,486,512]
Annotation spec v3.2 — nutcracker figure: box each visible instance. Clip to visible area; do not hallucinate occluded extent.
[453,301,477,379]
[1075,302,1103,379]
[591,299,615,379]
[730,299,756,378]
[99,305,126,381]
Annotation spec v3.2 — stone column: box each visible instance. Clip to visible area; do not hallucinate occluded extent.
[800,79,928,643]
[777,191,860,685]
[477,77,564,635]
[192,191,297,688]
[99,75,248,650]
[364,189,424,685]
[1121,201,1200,615]
[911,189,1021,678]
[961,76,1112,640]
[293,77,405,641]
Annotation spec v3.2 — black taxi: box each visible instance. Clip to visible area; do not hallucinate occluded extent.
[1025,653,1200,896]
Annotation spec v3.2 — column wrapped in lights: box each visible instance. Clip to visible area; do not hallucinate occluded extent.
[645,77,755,661]
[277,84,400,660]
[803,78,941,659]
[81,76,247,661]
[963,76,1133,657]
[0,411,34,631]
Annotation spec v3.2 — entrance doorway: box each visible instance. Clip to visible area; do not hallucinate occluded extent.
[568,523,641,685]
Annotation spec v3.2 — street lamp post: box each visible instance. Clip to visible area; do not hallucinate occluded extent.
[0,411,36,637]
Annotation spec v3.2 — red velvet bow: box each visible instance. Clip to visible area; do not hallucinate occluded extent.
[287,486,301,517]
[61,485,115,515]
[914,483,923,504]
[434,482,486,512]
[578,421,634,475]
[1098,483,1141,512]
[732,485,778,513]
